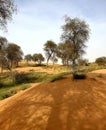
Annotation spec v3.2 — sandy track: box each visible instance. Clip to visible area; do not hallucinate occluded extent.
[0,73,106,130]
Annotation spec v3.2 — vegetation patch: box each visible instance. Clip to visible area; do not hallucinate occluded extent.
[14,72,30,84]
[0,82,4,88]
[50,72,70,82]
[0,89,17,100]
[72,72,87,80]
[21,84,30,90]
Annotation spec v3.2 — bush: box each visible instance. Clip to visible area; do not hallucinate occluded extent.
[9,89,17,95]
[50,72,70,82]
[73,72,87,79]
[0,82,4,88]
[21,84,30,90]
[1,89,17,99]
[50,74,64,82]
[14,72,29,84]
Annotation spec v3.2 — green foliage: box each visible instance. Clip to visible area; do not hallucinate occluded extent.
[21,84,30,90]
[0,0,17,30]
[78,58,89,66]
[32,53,45,65]
[14,72,32,84]
[0,82,4,88]
[61,16,90,65]
[0,89,17,99]
[57,42,73,65]
[24,54,32,63]
[29,72,53,82]
[50,72,70,82]
[6,43,23,68]
[0,83,32,100]
[44,40,57,65]
[95,56,106,65]
[14,72,53,84]
[79,62,106,73]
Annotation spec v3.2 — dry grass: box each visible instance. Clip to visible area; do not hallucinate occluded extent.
[2,64,70,74]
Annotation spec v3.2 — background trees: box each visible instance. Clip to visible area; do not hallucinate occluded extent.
[0,37,8,49]
[6,43,23,71]
[61,16,90,66]
[0,38,23,84]
[32,53,45,65]
[95,57,106,65]
[44,40,57,65]
[36,53,45,65]
[0,5,91,68]
[0,37,8,73]
[57,42,73,65]
[24,54,32,64]
[78,58,89,66]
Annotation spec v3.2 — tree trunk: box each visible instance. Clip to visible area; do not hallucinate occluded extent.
[46,56,51,66]
[1,64,3,74]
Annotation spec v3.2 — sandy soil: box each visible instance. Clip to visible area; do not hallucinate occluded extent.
[91,69,106,74]
[0,71,106,130]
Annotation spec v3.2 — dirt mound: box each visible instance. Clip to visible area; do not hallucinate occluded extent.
[91,69,106,74]
[0,73,106,130]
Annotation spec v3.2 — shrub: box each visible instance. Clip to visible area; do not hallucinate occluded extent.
[50,72,70,82]
[50,74,64,82]
[73,72,87,80]
[9,89,17,95]
[14,72,29,84]
[1,89,17,99]
[21,84,30,90]
[0,82,4,88]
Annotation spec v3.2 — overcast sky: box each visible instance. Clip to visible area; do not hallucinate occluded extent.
[0,0,106,62]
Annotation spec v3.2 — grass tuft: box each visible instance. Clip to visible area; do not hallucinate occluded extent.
[50,72,70,82]
[0,89,17,99]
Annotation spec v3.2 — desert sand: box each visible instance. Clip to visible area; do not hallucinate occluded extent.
[0,70,106,130]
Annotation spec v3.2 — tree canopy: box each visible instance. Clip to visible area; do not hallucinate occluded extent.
[57,42,73,65]
[0,36,8,50]
[61,16,90,65]
[6,43,23,69]
[0,0,16,30]
[95,56,106,65]
[24,54,32,64]
[44,40,57,65]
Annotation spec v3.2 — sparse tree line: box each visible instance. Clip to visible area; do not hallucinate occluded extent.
[0,0,91,70]
[0,0,105,74]
[0,16,91,71]
[24,53,45,65]
[25,16,90,67]
[0,14,105,74]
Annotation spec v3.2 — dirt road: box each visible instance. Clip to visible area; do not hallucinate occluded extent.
[0,72,106,130]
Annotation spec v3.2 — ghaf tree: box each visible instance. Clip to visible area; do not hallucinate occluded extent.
[44,40,57,66]
[61,16,90,67]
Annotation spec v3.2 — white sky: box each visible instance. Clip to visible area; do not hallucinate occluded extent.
[0,0,106,62]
